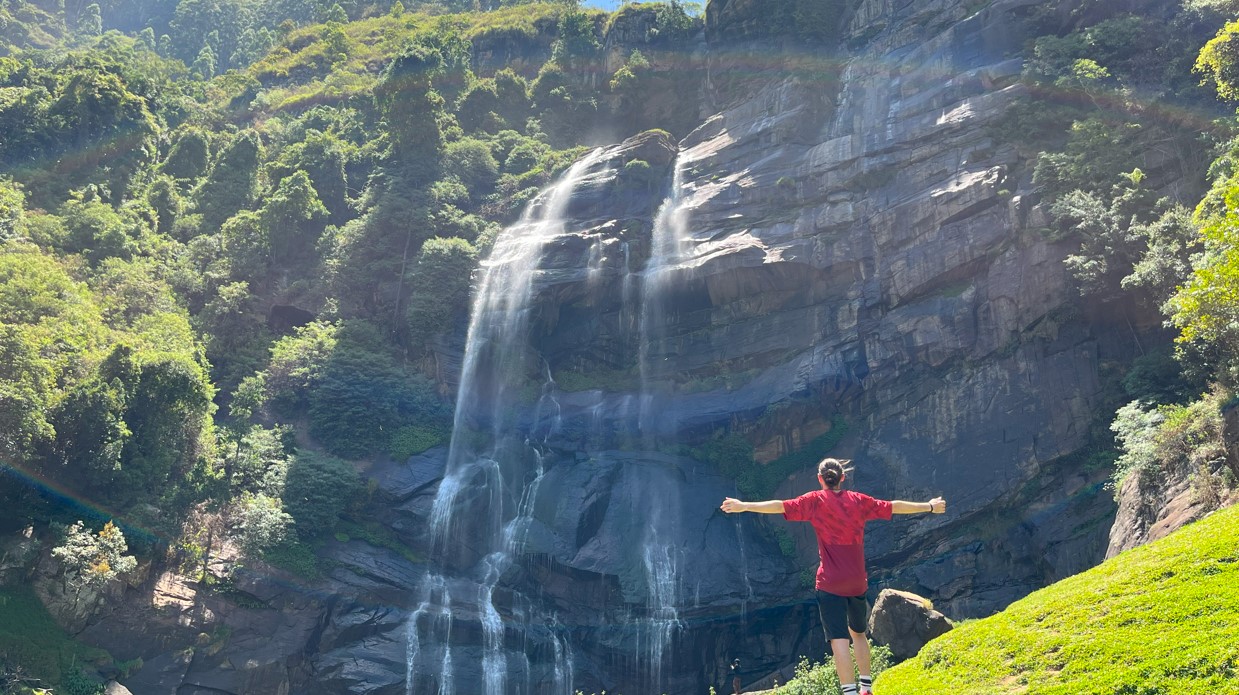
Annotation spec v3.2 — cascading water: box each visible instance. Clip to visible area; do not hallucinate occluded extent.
[633,155,693,693]
[639,159,692,436]
[405,150,604,695]
[406,145,705,694]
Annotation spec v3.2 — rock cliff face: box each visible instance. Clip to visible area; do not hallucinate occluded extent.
[412,0,1131,687]
[85,1,1182,693]
[529,0,1129,626]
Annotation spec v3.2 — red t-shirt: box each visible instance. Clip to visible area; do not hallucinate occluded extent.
[782,489,893,597]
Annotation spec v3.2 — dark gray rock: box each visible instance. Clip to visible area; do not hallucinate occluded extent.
[368,447,449,502]
[116,650,192,695]
[868,589,954,662]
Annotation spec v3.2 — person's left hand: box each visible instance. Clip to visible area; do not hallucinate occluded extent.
[720,498,744,513]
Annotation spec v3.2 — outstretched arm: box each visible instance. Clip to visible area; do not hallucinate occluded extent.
[891,497,946,515]
[720,498,785,514]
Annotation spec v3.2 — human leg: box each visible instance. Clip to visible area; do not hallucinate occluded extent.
[845,597,874,693]
[849,627,872,674]
[817,592,858,689]
[830,638,857,689]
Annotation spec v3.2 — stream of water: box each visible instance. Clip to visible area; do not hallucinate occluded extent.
[405,147,698,694]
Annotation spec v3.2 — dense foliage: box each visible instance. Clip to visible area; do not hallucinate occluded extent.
[0,8,703,687]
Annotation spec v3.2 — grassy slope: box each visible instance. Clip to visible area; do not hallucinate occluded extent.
[245,3,605,115]
[876,503,1239,694]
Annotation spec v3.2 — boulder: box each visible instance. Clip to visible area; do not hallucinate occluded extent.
[103,682,134,695]
[0,526,39,584]
[868,589,954,662]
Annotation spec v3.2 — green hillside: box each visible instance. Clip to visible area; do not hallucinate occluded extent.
[875,503,1239,694]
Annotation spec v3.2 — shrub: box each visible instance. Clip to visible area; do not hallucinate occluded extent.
[236,493,293,556]
[443,137,499,196]
[281,451,360,537]
[619,158,656,190]
[262,538,323,579]
[390,424,448,460]
[775,644,894,694]
[406,236,478,350]
[1110,390,1229,494]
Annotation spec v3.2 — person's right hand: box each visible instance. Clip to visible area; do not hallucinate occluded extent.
[929,497,946,514]
[720,498,744,513]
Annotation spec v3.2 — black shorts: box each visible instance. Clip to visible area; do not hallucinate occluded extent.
[816,591,869,644]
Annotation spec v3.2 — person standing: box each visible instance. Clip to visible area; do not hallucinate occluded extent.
[720,458,946,695]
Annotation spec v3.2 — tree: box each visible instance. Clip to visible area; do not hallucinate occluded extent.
[230,26,276,68]
[96,344,215,510]
[52,521,137,601]
[260,320,339,413]
[46,63,160,198]
[46,375,129,499]
[323,3,347,24]
[374,43,445,181]
[281,451,359,536]
[532,61,596,146]
[77,3,102,36]
[236,493,293,556]
[0,246,106,464]
[58,197,141,265]
[260,170,327,265]
[303,322,447,458]
[550,9,601,68]
[224,424,291,496]
[145,175,183,236]
[197,280,269,392]
[456,79,500,133]
[195,130,262,229]
[443,138,499,197]
[267,130,351,223]
[0,324,58,464]
[493,68,531,128]
[161,128,210,181]
[1196,19,1239,101]
[191,44,216,80]
[170,0,251,70]
[1167,204,1239,386]
[138,27,156,51]
[0,179,25,241]
[406,236,478,351]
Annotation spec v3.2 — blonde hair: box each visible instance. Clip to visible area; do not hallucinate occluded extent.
[817,458,853,488]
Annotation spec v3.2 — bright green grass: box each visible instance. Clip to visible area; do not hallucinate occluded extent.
[876,504,1239,694]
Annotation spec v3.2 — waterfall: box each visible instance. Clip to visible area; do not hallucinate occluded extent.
[406,145,697,695]
[406,150,605,695]
[633,155,691,693]
[405,575,453,695]
[639,159,691,436]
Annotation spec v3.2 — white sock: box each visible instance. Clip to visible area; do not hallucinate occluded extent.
[859,674,873,691]
[842,684,859,695]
